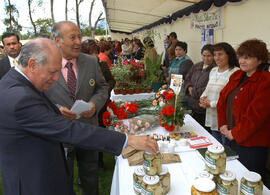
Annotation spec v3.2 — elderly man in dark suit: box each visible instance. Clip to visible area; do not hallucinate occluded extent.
[0,38,158,195]
[0,32,22,79]
[44,21,108,195]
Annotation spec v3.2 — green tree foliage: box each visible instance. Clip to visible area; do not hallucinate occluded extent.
[3,0,22,34]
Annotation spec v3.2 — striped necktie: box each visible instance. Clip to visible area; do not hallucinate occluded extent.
[13,59,18,67]
[65,61,77,101]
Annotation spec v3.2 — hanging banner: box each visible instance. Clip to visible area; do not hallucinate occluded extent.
[191,8,224,30]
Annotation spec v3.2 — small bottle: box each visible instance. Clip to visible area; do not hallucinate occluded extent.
[133,166,145,194]
[240,171,263,195]
[143,151,162,176]
[191,178,218,195]
[141,175,163,195]
[158,165,170,194]
[205,145,226,175]
[217,170,238,195]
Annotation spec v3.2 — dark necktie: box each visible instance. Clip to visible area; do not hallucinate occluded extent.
[65,61,77,101]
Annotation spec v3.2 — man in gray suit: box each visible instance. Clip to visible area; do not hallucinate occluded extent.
[45,21,106,195]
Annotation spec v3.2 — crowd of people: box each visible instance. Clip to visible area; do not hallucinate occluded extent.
[0,23,269,194]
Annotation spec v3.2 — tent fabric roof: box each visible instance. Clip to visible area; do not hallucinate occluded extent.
[102,0,242,34]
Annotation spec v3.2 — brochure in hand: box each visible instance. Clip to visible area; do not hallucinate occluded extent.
[71,100,92,119]
[197,145,239,161]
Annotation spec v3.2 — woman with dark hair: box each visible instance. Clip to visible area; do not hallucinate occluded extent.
[217,39,270,180]
[200,42,239,144]
[132,38,144,60]
[98,41,112,68]
[81,39,116,169]
[184,44,216,131]
[167,41,193,109]
[143,37,157,62]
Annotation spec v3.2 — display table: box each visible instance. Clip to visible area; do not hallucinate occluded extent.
[110,90,155,102]
[110,115,270,195]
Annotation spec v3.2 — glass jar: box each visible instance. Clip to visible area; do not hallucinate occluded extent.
[158,165,170,194]
[133,166,146,194]
[191,178,218,195]
[143,151,162,176]
[240,171,263,195]
[141,175,163,195]
[217,170,238,195]
[205,145,226,175]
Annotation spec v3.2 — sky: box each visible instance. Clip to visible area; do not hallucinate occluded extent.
[0,0,106,34]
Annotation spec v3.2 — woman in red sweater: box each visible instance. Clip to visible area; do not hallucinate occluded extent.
[217,39,270,180]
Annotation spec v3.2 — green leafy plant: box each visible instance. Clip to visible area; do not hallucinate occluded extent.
[144,53,165,83]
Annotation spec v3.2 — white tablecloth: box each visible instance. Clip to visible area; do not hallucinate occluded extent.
[110,114,270,195]
[110,90,155,102]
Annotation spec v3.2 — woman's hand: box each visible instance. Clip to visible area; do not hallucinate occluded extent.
[220,125,234,141]
[199,96,210,108]
[188,86,193,96]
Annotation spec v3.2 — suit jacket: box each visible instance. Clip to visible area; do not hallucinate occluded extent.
[0,56,11,79]
[0,68,125,195]
[45,53,109,126]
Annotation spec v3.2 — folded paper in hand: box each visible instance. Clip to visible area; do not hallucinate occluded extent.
[71,100,92,119]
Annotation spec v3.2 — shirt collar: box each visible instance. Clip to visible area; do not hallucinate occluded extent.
[8,54,20,67]
[14,66,29,81]
[62,58,76,68]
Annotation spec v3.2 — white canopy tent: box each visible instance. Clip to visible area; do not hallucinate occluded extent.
[102,0,200,34]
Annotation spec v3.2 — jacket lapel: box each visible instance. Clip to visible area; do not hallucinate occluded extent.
[76,55,85,93]
[57,71,70,93]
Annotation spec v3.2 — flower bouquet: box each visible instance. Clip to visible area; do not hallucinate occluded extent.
[102,101,139,127]
[153,85,186,132]
[114,114,158,135]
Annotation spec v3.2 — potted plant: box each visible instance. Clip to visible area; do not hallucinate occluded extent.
[144,53,165,92]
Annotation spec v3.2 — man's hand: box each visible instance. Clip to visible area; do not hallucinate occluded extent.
[188,86,193,96]
[59,106,77,120]
[127,135,159,154]
[220,125,234,141]
[81,102,96,119]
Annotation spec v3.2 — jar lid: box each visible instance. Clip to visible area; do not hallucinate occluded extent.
[193,178,216,192]
[243,171,261,183]
[159,165,168,176]
[207,145,224,154]
[198,170,213,180]
[134,166,145,176]
[143,175,160,185]
[219,170,236,181]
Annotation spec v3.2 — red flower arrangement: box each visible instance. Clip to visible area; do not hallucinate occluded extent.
[102,101,139,127]
[154,85,186,132]
[123,60,144,76]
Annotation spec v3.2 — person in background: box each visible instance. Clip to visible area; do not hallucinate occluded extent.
[121,38,132,60]
[0,45,5,58]
[184,44,215,131]
[0,32,22,79]
[98,41,113,68]
[167,32,178,63]
[217,39,270,181]
[132,38,144,61]
[81,39,116,170]
[143,37,157,63]
[200,42,239,145]
[163,35,171,68]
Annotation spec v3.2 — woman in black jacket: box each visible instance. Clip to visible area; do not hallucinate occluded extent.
[184,44,215,131]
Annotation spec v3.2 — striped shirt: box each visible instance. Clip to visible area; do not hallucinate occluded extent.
[201,66,239,130]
